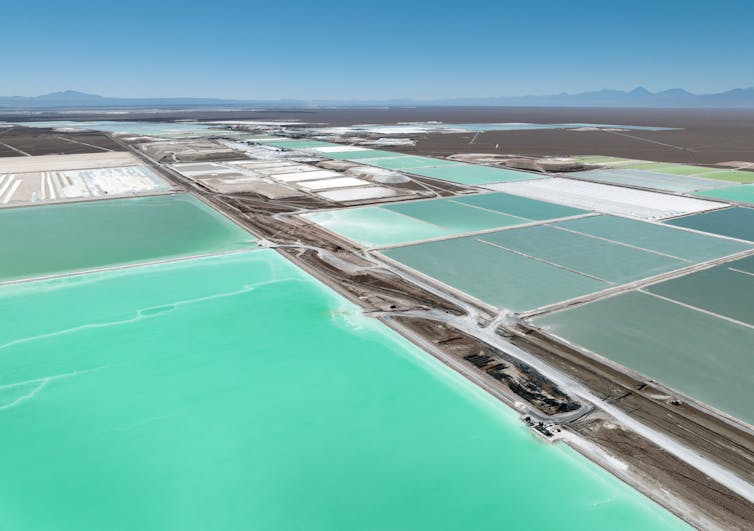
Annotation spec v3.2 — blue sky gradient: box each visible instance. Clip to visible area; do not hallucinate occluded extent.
[4,0,753,99]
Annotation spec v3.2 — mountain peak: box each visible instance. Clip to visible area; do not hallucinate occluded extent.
[36,90,103,100]
[629,86,651,96]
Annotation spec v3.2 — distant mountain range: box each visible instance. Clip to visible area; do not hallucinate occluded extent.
[2,87,754,109]
[445,87,754,108]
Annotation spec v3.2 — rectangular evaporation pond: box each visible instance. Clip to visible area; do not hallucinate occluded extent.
[327,149,399,160]
[729,254,754,274]
[489,178,724,220]
[0,251,684,530]
[694,184,754,205]
[317,186,396,202]
[535,291,754,425]
[131,165,171,189]
[573,169,728,193]
[555,215,751,262]
[245,136,288,141]
[0,194,256,283]
[454,192,588,220]
[357,155,457,171]
[651,165,754,181]
[653,166,724,176]
[646,263,754,326]
[301,207,455,247]
[666,207,754,242]
[408,164,542,185]
[263,140,338,149]
[479,225,683,284]
[382,198,526,233]
[634,165,754,182]
[697,170,754,183]
[382,237,608,311]
[312,146,369,153]
[620,162,720,176]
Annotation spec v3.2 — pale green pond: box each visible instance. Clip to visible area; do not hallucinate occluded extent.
[0,194,255,283]
[694,184,754,205]
[303,193,587,248]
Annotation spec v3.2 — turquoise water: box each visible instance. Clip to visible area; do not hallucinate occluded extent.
[0,194,255,282]
[647,261,754,326]
[356,155,458,170]
[456,192,587,219]
[536,291,754,426]
[557,215,752,262]
[331,149,399,160]
[694,184,754,205]
[480,225,684,284]
[379,215,751,311]
[0,249,684,530]
[302,207,456,246]
[304,193,588,248]
[380,210,754,311]
[384,198,529,232]
[407,163,542,185]
[731,254,754,273]
[383,236,609,311]
[666,207,754,242]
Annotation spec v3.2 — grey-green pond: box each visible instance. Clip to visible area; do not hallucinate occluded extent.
[535,291,754,425]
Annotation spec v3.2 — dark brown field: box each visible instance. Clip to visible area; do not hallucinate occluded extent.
[0,127,122,157]
[5,106,754,164]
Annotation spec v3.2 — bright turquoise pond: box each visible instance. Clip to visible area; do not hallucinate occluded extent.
[0,249,685,530]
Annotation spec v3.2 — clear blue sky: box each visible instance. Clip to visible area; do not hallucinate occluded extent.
[4,0,753,99]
